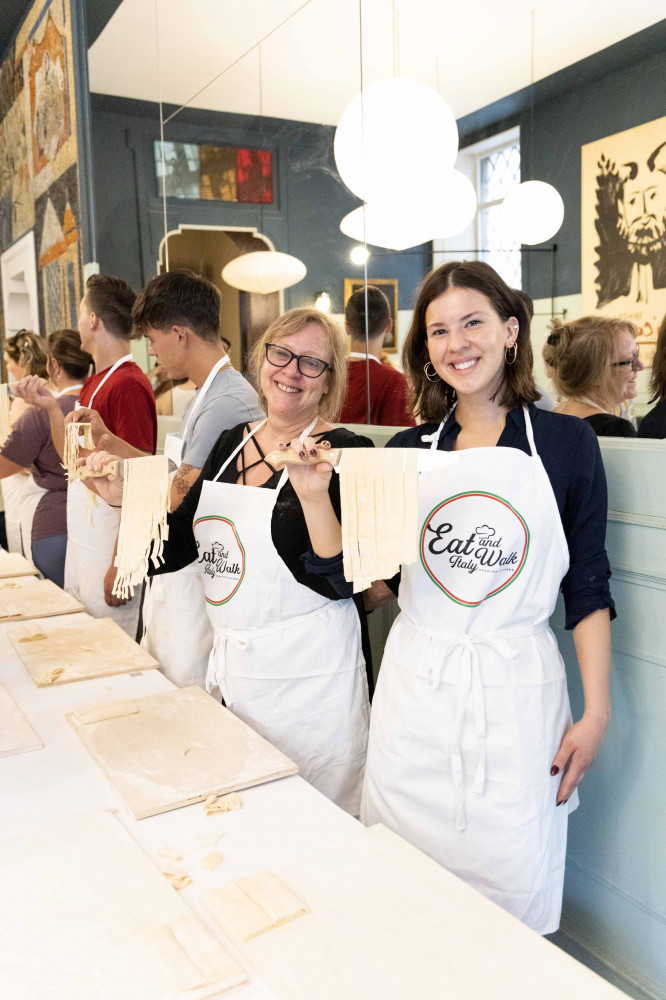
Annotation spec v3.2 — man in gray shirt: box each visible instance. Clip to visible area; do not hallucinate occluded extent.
[84,269,263,686]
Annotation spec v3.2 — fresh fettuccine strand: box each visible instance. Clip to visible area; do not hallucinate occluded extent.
[113,455,171,600]
[339,448,419,593]
[63,423,94,482]
[0,385,12,444]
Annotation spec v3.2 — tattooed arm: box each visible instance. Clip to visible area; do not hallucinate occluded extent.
[170,463,202,511]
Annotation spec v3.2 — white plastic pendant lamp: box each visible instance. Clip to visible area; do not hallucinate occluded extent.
[221,252,306,294]
[340,201,434,252]
[334,76,458,205]
[431,170,478,239]
[500,180,564,246]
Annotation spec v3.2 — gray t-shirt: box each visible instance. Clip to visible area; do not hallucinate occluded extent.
[179,367,263,468]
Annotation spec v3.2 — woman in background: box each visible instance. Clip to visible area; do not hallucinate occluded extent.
[1,331,49,553]
[543,315,642,437]
[638,313,666,438]
[0,330,92,584]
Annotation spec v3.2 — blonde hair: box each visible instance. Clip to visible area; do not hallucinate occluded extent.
[543,315,638,402]
[250,308,348,422]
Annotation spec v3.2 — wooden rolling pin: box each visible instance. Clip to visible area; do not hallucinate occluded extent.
[265,446,342,469]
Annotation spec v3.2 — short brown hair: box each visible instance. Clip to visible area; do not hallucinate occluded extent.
[345,285,391,339]
[85,274,136,339]
[403,261,539,422]
[132,269,221,343]
[250,309,348,422]
[649,313,666,403]
[544,315,638,401]
[46,329,94,380]
[4,330,48,378]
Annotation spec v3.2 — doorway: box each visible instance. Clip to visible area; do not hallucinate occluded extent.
[157,226,280,372]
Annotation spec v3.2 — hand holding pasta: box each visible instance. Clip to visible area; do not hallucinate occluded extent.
[79,450,124,506]
[286,436,336,501]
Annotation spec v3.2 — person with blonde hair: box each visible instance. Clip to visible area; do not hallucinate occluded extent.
[84,307,373,815]
[638,313,666,438]
[544,315,643,437]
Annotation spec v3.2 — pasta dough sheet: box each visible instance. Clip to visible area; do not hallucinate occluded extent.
[7,616,159,687]
[340,448,419,592]
[67,686,298,819]
[0,681,42,757]
[202,871,309,941]
[63,423,95,482]
[0,385,11,444]
[0,809,247,999]
[114,455,170,600]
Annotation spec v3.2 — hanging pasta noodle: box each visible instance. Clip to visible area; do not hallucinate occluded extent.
[113,455,171,600]
[340,448,419,592]
[0,385,12,445]
[63,423,95,482]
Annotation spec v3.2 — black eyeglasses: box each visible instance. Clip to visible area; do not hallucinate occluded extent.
[612,352,641,372]
[265,343,330,379]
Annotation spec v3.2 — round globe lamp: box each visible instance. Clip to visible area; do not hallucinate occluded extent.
[221,252,307,294]
[500,181,564,245]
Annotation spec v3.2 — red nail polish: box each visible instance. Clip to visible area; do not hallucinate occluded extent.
[550,765,559,776]
[299,450,306,460]
[309,448,317,457]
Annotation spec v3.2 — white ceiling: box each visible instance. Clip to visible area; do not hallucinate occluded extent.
[88,0,665,126]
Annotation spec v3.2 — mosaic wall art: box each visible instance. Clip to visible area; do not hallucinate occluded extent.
[0,0,82,341]
[154,140,273,204]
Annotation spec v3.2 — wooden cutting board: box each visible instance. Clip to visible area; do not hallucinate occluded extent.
[7,616,159,687]
[0,681,42,757]
[0,575,84,622]
[202,824,626,1000]
[0,549,39,579]
[0,809,247,999]
[68,685,299,819]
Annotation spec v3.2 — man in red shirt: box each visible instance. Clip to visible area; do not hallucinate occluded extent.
[339,285,415,427]
[16,275,156,636]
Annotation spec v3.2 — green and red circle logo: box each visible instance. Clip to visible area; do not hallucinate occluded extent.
[193,515,245,605]
[420,491,529,606]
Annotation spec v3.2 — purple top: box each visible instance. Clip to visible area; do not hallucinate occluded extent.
[1,396,77,539]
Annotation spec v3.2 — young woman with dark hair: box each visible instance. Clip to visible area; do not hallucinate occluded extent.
[361,260,615,935]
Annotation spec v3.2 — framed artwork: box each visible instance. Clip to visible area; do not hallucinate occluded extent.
[581,115,666,365]
[343,278,398,353]
[154,141,273,204]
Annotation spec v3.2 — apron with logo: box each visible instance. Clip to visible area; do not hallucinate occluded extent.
[141,357,228,686]
[361,407,575,934]
[193,418,370,815]
[65,356,139,636]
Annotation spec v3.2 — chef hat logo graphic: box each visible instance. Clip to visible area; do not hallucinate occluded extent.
[475,525,495,537]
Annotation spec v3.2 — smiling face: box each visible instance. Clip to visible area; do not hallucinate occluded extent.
[609,327,644,404]
[260,321,331,424]
[425,287,518,405]
[143,326,187,380]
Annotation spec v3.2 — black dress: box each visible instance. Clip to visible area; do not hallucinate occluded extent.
[638,399,666,439]
[584,413,637,438]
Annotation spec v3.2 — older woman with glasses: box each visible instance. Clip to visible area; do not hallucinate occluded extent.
[84,308,373,816]
[543,315,643,437]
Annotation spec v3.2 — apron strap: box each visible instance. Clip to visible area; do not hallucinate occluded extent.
[276,415,320,489]
[523,404,538,458]
[88,354,133,407]
[211,415,320,486]
[180,355,230,442]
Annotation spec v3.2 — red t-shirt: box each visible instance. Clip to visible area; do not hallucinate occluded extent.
[80,359,157,454]
[339,357,415,427]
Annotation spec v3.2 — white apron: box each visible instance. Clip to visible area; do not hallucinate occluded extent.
[361,407,576,934]
[64,356,139,636]
[193,418,370,815]
[141,357,228,687]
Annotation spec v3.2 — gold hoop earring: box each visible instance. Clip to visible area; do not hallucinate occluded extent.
[424,361,441,382]
[505,344,518,365]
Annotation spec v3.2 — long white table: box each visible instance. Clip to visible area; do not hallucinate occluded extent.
[0,614,627,999]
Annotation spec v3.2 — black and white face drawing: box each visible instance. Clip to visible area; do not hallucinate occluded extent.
[594,142,666,307]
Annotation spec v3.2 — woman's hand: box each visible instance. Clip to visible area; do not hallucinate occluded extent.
[286,436,334,501]
[78,450,124,507]
[551,712,609,805]
[12,375,57,410]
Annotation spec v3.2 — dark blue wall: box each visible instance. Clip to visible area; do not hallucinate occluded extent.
[457,20,666,301]
[90,94,431,311]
